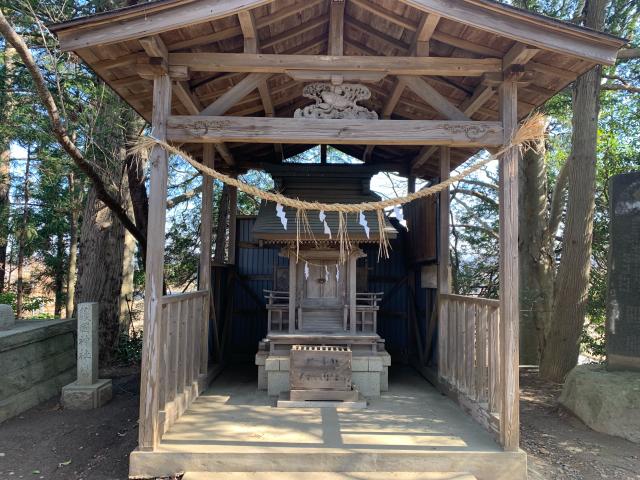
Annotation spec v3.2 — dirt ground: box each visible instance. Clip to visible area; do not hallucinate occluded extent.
[1,366,638,480]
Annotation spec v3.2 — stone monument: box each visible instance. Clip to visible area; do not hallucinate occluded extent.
[607,171,640,371]
[0,304,15,330]
[61,303,112,409]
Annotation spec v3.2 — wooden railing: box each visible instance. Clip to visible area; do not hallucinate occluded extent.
[438,293,501,437]
[157,290,209,435]
[264,290,289,332]
[354,292,383,333]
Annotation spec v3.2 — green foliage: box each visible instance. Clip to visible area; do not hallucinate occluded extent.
[114,329,143,366]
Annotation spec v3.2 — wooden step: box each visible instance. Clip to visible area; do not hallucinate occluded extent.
[182,473,478,480]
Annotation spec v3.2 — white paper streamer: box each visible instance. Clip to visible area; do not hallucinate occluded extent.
[336,265,340,283]
[325,265,329,283]
[276,203,288,230]
[323,220,332,239]
[393,205,404,223]
[304,262,310,280]
[319,210,326,223]
[359,211,370,239]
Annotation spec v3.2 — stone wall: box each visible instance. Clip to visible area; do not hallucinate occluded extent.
[0,319,77,423]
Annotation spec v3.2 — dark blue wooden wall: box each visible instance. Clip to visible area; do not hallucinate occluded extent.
[220,216,436,364]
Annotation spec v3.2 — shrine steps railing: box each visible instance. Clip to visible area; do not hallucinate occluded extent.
[438,293,502,438]
[156,290,210,436]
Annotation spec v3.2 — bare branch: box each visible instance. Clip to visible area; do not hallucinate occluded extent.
[459,178,499,191]
[0,9,146,248]
[453,223,499,240]
[451,187,498,207]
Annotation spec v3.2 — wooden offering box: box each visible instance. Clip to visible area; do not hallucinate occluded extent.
[289,345,358,401]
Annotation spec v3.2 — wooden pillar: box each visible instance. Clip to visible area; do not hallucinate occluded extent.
[498,78,520,451]
[199,145,215,374]
[349,252,357,333]
[138,74,172,451]
[288,255,297,333]
[437,147,451,380]
[228,183,238,265]
[408,175,416,194]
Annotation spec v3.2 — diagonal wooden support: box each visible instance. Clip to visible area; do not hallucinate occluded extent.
[238,8,282,157]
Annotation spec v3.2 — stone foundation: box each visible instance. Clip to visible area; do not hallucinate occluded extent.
[256,350,391,397]
[0,319,77,423]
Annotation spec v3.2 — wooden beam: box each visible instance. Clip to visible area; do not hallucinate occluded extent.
[329,1,345,57]
[166,116,504,146]
[503,43,540,71]
[498,77,520,452]
[168,53,502,76]
[238,10,258,53]
[400,0,620,64]
[414,13,441,56]
[400,75,469,121]
[286,70,387,83]
[261,17,328,50]
[200,73,271,116]
[139,35,168,59]
[57,0,274,51]
[349,0,418,30]
[138,73,172,451]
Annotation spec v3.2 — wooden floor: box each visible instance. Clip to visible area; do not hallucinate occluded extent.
[129,366,526,480]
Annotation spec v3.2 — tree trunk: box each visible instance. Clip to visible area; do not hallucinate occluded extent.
[518,147,554,364]
[75,186,127,364]
[539,0,608,381]
[66,173,79,318]
[16,148,31,318]
[53,234,65,317]
[0,45,16,293]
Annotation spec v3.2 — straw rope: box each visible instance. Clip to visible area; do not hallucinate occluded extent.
[132,113,545,261]
[132,113,546,213]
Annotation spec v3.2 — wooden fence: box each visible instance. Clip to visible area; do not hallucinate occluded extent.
[438,293,501,437]
[156,290,209,435]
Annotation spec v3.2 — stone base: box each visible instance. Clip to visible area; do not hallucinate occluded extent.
[277,392,367,409]
[559,364,640,443]
[256,350,391,398]
[61,378,113,410]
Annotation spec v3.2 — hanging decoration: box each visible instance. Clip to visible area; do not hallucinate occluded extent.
[359,211,370,239]
[393,205,404,224]
[336,265,340,283]
[325,265,330,283]
[304,262,310,280]
[276,203,288,230]
[133,114,546,264]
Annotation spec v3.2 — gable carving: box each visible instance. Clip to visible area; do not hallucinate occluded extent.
[294,83,379,120]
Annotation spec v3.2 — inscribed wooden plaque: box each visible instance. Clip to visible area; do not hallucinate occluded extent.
[289,345,352,391]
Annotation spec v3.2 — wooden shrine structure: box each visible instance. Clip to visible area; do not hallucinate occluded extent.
[51,1,624,478]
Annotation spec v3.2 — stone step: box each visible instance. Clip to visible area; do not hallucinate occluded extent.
[182,473,477,480]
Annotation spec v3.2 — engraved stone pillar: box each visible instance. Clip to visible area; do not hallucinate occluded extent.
[61,302,112,409]
[607,172,640,371]
[0,305,15,330]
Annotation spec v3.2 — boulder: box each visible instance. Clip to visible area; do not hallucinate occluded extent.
[559,364,640,443]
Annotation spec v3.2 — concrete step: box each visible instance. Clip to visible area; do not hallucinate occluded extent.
[182,473,477,480]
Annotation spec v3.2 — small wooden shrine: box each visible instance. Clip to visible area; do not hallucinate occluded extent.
[253,166,395,397]
[50,1,625,478]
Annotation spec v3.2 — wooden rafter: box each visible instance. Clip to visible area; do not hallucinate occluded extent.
[238,8,282,156]
[329,1,345,57]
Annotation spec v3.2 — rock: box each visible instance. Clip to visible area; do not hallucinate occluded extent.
[0,305,15,330]
[559,364,640,443]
